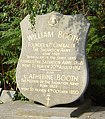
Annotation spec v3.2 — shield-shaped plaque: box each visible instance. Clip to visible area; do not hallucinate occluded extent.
[16,11,90,107]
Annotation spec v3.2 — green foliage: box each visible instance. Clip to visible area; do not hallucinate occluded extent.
[13,90,29,101]
[0,0,105,103]
[86,1,105,90]
[3,69,16,85]
[89,57,105,86]
[87,16,105,57]
[86,1,105,104]
[88,0,99,12]
[0,0,23,90]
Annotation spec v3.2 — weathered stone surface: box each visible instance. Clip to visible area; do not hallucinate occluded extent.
[0,90,12,103]
[0,100,91,119]
[16,11,90,107]
[9,90,16,98]
[0,101,105,119]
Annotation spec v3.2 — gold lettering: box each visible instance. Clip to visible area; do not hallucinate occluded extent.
[48,89,68,94]
[27,31,54,41]
[69,90,79,94]
[58,31,62,38]
[21,88,29,91]
[56,74,78,82]
[27,35,33,41]
[48,31,53,37]
[58,31,80,43]
[69,82,79,86]
[40,84,48,88]
[34,88,46,93]
[23,73,53,80]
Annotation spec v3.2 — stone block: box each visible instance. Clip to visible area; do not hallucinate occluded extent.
[16,11,90,107]
[0,101,91,119]
[0,90,12,103]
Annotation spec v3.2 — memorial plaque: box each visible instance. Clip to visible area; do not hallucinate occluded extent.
[16,11,90,107]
